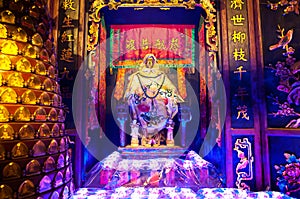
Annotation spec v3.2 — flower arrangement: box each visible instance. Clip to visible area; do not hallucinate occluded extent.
[274,153,300,195]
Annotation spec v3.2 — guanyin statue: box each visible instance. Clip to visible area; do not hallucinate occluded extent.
[124,54,183,147]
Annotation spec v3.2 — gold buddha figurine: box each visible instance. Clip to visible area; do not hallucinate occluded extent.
[124,54,183,147]
[0,124,14,140]
[0,106,9,122]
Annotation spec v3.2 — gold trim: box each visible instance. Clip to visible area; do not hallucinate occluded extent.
[200,0,218,52]
[88,0,218,52]
[107,0,196,10]
[89,0,106,23]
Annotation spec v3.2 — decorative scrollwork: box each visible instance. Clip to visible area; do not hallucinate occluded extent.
[200,0,218,52]
[234,138,254,190]
[89,0,106,22]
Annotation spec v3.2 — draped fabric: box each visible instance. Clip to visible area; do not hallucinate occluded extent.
[177,68,187,99]
[109,25,195,69]
[89,18,107,137]
[198,20,207,139]
[113,68,126,100]
[99,18,107,134]
[111,25,195,101]
[83,150,222,189]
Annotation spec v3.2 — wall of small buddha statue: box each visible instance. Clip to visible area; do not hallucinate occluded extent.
[0,0,74,198]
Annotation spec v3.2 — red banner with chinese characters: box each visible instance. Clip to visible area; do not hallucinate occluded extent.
[110,24,195,68]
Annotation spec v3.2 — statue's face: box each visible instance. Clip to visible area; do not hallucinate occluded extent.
[146,58,154,68]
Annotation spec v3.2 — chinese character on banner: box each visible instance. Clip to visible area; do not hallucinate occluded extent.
[62,0,76,11]
[62,15,74,27]
[231,14,245,26]
[60,48,74,62]
[154,39,166,50]
[169,38,179,51]
[60,67,74,80]
[233,48,247,61]
[61,31,68,42]
[126,39,136,50]
[234,66,247,80]
[232,31,246,43]
[141,38,149,50]
[235,86,249,100]
[236,105,250,120]
[230,0,244,10]
[61,31,74,43]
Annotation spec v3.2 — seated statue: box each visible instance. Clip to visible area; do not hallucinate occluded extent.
[124,54,183,147]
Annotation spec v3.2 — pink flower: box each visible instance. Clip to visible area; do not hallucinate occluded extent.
[282,163,300,185]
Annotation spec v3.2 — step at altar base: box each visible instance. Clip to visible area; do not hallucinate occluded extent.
[118,146,187,159]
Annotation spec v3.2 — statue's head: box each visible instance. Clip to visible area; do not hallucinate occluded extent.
[146,57,154,68]
[142,54,156,69]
